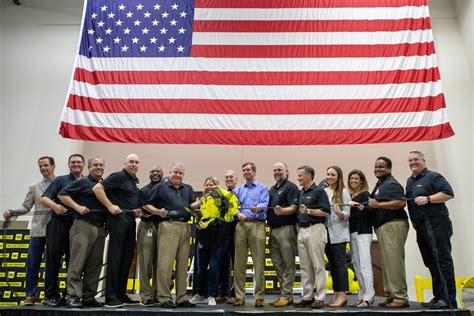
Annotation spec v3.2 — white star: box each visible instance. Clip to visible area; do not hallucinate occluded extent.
[168,37,176,44]
[142,27,149,34]
[178,27,185,34]
[96,37,103,44]
[91,12,98,19]
[97,21,105,27]
[179,11,187,18]
[171,3,179,10]
[115,19,123,26]
[126,11,133,18]
[113,37,121,43]
[88,45,93,51]
[123,28,131,34]
[162,11,169,18]
[107,12,115,19]
[144,11,151,18]
[177,45,185,52]
[151,19,160,26]
[158,45,166,52]
[170,19,177,26]
[118,4,126,10]
[139,45,147,52]
[87,29,95,35]
[154,4,161,10]
[100,5,107,11]
[136,4,144,10]
[134,20,141,26]
[121,45,129,52]
[132,37,140,44]
[150,37,158,43]
[160,27,168,34]
[105,28,112,34]
[103,46,110,52]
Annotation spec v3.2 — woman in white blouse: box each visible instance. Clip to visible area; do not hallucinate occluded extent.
[324,166,351,307]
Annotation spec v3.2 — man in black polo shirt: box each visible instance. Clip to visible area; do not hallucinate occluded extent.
[93,153,142,308]
[406,151,456,309]
[368,157,409,308]
[137,165,163,306]
[267,162,299,307]
[144,162,198,308]
[40,154,85,307]
[58,157,107,308]
[293,165,330,309]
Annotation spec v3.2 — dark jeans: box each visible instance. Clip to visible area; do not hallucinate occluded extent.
[25,236,46,297]
[45,217,73,299]
[416,216,457,307]
[218,221,236,297]
[105,213,136,304]
[326,242,348,292]
[196,241,227,298]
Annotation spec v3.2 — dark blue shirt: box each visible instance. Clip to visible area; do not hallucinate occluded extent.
[349,191,373,234]
[267,179,299,227]
[42,173,79,219]
[140,180,161,223]
[298,183,331,225]
[58,175,108,226]
[146,181,195,220]
[370,174,408,228]
[406,168,454,224]
[101,169,140,218]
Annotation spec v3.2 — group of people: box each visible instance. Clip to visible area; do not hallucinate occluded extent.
[3,151,457,310]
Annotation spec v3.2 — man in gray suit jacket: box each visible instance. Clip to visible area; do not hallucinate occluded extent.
[3,156,56,306]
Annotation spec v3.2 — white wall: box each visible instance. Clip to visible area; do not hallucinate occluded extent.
[1,0,472,299]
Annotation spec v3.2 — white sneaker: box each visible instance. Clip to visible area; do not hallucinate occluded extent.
[190,294,205,304]
[208,297,216,306]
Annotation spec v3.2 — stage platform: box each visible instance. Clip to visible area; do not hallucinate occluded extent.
[0,295,470,316]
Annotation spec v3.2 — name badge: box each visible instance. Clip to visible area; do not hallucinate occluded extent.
[147,229,153,237]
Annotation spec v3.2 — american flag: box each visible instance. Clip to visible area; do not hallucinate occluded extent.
[59,0,454,145]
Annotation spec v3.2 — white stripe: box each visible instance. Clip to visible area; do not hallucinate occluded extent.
[62,108,448,130]
[192,30,433,45]
[194,6,429,21]
[70,81,443,100]
[76,55,438,72]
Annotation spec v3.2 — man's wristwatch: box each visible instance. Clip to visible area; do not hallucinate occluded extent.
[426,196,431,203]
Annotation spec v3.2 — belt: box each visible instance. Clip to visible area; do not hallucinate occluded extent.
[270,223,295,229]
[242,218,265,223]
[390,218,408,223]
[163,218,188,223]
[298,222,319,228]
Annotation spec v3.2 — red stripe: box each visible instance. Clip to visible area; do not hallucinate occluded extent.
[59,122,453,145]
[194,19,432,33]
[191,43,435,58]
[74,68,440,86]
[196,0,427,9]
[67,94,446,115]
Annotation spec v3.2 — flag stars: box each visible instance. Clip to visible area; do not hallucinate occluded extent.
[115,19,123,26]
[118,4,126,10]
[160,27,168,34]
[100,5,107,11]
[151,19,160,26]
[158,45,166,52]
[87,29,95,35]
[144,11,151,18]
[123,28,131,34]
[107,12,115,19]
[178,27,186,34]
[97,21,105,27]
[136,4,144,10]
[96,37,104,44]
[132,37,140,44]
[154,4,161,10]
[102,46,111,53]
[171,3,179,10]
[142,27,149,34]
[168,37,176,44]
[91,12,98,19]
[113,37,122,43]
[121,45,129,52]
[162,11,169,18]
[177,45,185,52]
[170,19,177,26]
[126,11,133,18]
[139,45,147,52]
[150,37,158,44]
[179,11,187,18]
[105,28,113,35]
[134,20,141,26]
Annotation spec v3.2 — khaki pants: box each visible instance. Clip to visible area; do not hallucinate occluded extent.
[156,221,190,304]
[297,223,327,301]
[375,219,409,303]
[67,220,106,301]
[234,221,266,300]
[137,221,159,301]
[269,224,297,298]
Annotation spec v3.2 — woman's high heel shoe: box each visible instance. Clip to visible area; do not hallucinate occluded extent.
[356,300,374,308]
[328,300,348,307]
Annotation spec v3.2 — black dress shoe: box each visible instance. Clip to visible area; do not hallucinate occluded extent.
[161,300,177,308]
[66,297,83,308]
[421,298,438,308]
[141,299,155,306]
[293,299,314,308]
[428,300,449,309]
[177,300,196,307]
[83,299,104,307]
[121,295,139,305]
[47,297,60,307]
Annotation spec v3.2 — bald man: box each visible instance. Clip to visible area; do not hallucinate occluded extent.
[93,154,142,308]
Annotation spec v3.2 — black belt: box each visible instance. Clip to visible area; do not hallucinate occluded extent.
[298,222,320,228]
[270,223,295,229]
[163,218,188,222]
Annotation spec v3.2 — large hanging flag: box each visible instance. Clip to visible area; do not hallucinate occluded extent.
[59,0,454,145]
